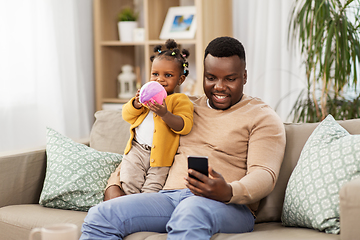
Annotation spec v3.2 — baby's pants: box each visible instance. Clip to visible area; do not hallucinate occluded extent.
[120,139,170,194]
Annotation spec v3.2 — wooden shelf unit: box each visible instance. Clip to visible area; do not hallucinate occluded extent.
[93,0,233,111]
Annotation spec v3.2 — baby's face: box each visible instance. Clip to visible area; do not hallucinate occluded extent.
[150,57,184,95]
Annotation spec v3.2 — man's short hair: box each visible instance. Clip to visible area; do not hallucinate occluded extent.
[204,36,246,63]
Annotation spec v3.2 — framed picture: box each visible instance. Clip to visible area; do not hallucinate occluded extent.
[159,6,197,40]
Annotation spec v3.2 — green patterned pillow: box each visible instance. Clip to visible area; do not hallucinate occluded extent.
[39,127,122,211]
[282,115,360,234]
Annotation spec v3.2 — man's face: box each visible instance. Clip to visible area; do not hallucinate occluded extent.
[203,54,247,110]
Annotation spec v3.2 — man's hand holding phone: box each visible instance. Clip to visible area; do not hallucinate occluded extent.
[185,156,233,203]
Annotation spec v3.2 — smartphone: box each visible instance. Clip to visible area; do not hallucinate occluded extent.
[187,156,208,181]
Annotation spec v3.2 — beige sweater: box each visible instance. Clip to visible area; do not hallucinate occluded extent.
[163,94,286,213]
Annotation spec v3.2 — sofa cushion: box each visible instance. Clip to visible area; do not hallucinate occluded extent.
[39,128,122,211]
[282,115,360,233]
[90,110,130,154]
[255,117,360,223]
[0,204,86,240]
[122,222,340,240]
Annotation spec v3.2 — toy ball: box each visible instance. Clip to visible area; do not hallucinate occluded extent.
[139,81,167,106]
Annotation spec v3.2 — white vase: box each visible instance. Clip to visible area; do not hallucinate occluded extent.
[118,21,138,42]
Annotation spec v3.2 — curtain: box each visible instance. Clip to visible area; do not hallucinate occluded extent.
[232,0,305,122]
[0,0,94,152]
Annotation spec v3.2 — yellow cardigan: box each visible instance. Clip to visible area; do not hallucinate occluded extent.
[122,93,194,167]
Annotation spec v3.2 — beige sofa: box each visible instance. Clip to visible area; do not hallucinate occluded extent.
[1,110,360,240]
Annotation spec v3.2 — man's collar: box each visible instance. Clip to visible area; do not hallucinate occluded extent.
[206,99,213,109]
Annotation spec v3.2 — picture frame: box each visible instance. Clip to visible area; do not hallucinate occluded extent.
[159,6,197,40]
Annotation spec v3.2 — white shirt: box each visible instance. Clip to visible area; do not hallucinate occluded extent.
[135,111,154,147]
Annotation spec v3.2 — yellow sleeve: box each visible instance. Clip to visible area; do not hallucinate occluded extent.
[122,97,147,124]
[169,94,194,135]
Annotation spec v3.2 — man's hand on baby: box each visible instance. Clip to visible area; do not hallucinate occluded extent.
[147,99,168,117]
[185,167,233,203]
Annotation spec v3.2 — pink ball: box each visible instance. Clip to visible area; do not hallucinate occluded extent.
[139,81,167,106]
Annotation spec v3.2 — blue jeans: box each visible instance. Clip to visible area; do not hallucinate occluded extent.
[80,189,255,240]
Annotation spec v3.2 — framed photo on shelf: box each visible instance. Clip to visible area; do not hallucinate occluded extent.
[159,6,197,40]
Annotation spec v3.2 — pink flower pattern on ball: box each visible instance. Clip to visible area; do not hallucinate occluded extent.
[139,81,167,106]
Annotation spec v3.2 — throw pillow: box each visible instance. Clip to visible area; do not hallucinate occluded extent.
[281,114,360,234]
[39,127,122,211]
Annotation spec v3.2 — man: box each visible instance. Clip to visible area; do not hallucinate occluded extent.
[80,36,286,239]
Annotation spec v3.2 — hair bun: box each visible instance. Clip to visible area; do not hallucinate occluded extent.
[153,45,162,53]
[182,49,190,58]
[165,39,178,50]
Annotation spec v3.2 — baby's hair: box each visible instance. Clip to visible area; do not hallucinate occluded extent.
[150,39,190,77]
[204,36,246,63]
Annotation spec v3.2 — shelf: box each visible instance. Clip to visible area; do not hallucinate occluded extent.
[147,39,197,45]
[103,98,130,103]
[101,41,146,46]
[93,0,233,111]
[101,39,197,47]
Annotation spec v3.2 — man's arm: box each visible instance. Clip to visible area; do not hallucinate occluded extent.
[104,185,125,201]
[104,164,125,201]
[185,109,286,205]
[227,111,286,205]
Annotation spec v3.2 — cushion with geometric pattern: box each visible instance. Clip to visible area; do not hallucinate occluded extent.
[39,127,122,211]
[281,114,360,234]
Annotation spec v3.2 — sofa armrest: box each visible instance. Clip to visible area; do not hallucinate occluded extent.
[0,138,89,209]
[340,176,360,240]
[0,147,47,208]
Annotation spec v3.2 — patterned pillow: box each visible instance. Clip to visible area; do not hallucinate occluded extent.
[281,115,360,234]
[39,127,122,211]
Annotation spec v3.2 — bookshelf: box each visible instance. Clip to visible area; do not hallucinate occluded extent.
[93,0,233,111]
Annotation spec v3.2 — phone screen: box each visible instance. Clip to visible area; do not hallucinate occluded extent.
[187,156,208,181]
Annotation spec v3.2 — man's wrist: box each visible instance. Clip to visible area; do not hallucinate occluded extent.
[224,184,233,203]
[105,183,121,192]
[104,184,125,201]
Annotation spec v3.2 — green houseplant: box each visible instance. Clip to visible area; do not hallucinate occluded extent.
[117,7,139,42]
[118,7,138,22]
[288,0,360,122]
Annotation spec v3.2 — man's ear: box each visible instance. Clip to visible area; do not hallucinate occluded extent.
[243,70,247,85]
[179,75,186,85]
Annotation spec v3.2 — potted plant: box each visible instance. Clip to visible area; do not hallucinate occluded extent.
[288,0,360,122]
[117,7,139,42]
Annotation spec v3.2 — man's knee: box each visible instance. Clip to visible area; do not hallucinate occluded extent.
[171,196,214,221]
[83,203,107,225]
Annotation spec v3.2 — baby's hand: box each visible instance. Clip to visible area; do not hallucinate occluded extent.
[148,99,168,117]
[133,89,142,109]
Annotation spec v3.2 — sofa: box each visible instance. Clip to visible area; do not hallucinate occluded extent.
[1,109,360,240]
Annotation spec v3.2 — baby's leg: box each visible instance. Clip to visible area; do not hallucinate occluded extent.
[120,141,150,194]
[142,166,170,193]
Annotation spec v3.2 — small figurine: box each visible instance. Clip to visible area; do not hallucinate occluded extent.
[118,65,136,99]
